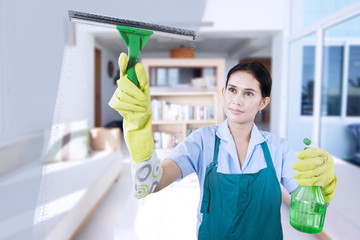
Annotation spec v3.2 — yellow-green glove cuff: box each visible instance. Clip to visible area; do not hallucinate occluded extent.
[132,150,163,199]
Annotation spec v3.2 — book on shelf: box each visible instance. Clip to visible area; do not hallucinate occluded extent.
[153,131,185,149]
[151,99,214,121]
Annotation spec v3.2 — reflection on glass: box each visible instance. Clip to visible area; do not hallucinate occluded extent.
[347,46,360,116]
[322,46,343,116]
[301,46,315,115]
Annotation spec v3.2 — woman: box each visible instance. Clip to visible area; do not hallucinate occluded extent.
[109,53,336,240]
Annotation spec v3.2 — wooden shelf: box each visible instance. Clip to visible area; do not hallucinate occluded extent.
[143,58,225,150]
[142,58,225,68]
[152,120,216,125]
[150,88,217,96]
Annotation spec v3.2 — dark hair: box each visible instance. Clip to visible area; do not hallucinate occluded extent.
[226,62,272,98]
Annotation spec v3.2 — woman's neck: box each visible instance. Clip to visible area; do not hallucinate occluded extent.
[228,120,253,143]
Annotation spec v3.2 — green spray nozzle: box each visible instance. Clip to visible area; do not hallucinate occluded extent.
[304,138,311,148]
[116,25,153,87]
[303,137,321,150]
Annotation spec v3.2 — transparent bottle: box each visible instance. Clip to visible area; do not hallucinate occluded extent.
[289,138,328,234]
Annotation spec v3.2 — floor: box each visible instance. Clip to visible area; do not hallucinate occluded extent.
[77,159,320,240]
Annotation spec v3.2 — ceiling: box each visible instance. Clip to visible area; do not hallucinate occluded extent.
[69,0,276,60]
[92,27,273,60]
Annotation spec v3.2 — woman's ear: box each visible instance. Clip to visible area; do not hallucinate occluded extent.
[222,87,225,96]
[259,97,270,111]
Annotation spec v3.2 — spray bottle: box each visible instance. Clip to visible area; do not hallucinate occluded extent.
[289,138,327,234]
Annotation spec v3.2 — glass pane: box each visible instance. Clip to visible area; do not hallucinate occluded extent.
[291,0,360,33]
[347,45,360,116]
[301,46,315,115]
[321,14,360,163]
[288,33,317,151]
[322,46,343,116]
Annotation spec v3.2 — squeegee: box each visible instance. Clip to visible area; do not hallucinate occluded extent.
[68,10,196,87]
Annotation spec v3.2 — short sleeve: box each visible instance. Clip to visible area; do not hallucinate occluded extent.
[281,140,299,194]
[165,130,203,180]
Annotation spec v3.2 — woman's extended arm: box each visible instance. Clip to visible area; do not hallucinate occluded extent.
[153,158,182,192]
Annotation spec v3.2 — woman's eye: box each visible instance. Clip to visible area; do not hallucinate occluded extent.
[244,91,254,96]
[228,87,236,93]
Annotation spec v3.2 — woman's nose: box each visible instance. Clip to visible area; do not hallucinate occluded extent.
[232,93,244,106]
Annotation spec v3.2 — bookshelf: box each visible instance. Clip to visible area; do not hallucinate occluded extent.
[141,58,225,149]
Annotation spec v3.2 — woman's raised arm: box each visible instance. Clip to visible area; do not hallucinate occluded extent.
[154,158,182,192]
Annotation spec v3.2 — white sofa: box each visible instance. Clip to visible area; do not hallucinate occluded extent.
[0,127,128,240]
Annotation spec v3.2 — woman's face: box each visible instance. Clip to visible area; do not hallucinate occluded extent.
[222,71,270,126]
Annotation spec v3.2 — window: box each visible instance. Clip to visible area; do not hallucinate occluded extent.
[300,44,360,117]
[347,45,360,116]
[289,0,360,160]
[301,46,315,115]
[322,46,343,116]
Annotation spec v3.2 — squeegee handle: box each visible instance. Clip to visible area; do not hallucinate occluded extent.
[117,25,152,88]
[126,34,141,88]
[127,57,139,87]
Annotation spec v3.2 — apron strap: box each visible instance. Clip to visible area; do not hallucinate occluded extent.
[201,135,220,214]
[212,135,220,165]
[260,141,277,177]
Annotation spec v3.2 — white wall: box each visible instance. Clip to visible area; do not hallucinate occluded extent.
[202,0,284,31]
[0,0,64,142]
[0,0,4,137]
[271,32,288,139]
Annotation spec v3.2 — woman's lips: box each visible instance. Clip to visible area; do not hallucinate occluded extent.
[229,108,244,114]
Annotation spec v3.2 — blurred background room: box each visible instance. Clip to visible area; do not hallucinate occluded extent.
[0,0,359,239]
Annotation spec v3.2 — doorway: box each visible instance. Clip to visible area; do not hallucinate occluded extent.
[95,48,102,127]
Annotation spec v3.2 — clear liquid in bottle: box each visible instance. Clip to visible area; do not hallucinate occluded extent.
[289,138,328,234]
[290,186,327,233]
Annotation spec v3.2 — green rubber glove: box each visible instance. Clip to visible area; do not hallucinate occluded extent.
[292,148,337,203]
[108,53,153,163]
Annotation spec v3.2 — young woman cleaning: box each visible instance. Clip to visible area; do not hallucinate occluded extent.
[109,53,336,240]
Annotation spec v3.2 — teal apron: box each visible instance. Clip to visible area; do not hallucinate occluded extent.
[198,135,283,240]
